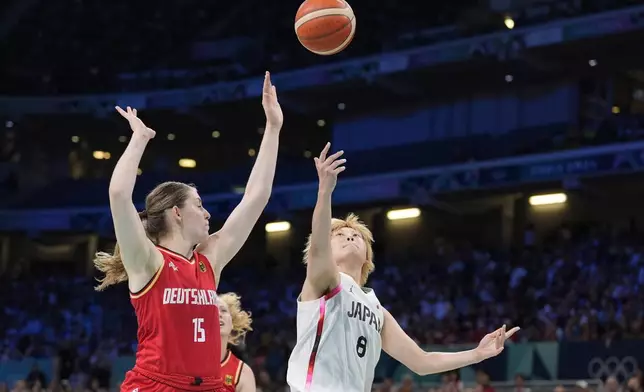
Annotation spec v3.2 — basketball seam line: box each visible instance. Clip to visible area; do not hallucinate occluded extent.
[307,18,355,55]
[294,7,354,30]
[296,16,354,42]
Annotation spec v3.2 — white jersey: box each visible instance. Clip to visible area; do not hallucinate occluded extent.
[287,272,384,392]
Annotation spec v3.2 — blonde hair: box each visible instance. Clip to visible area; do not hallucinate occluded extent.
[219,292,253,345]
[94,243,128,291]
[303,213,375,286]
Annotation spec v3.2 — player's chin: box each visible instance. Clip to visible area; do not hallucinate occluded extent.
[194,230,209,244]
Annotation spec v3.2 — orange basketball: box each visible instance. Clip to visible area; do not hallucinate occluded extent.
[294,0,356,56]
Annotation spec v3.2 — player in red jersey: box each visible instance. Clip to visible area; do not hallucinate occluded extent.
[93,72,283,392]
[218,293,255,392]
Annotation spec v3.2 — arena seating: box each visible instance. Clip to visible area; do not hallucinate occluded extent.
[1,223,643,390]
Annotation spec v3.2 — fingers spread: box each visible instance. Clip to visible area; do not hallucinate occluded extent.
[329,158,346,170]
[115,106,126,117]
[326,150,344,164]
[319,142,331,161]
[505,327,520,339]
[332,166,346,174]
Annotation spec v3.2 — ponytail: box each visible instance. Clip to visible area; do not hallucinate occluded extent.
[93,210,150,291]
[94,243,127,291]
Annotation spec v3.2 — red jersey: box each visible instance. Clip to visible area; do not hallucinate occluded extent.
[128,246,222,389]
[220,350,244,388]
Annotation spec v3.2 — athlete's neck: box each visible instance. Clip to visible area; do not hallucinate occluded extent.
[338,265,362,287]
[220,338,229,361]
[158,234,195,260]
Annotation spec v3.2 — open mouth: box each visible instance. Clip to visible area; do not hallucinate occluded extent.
[219,320,224,326]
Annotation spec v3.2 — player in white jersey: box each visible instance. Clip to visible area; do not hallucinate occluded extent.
[286,143,520,392]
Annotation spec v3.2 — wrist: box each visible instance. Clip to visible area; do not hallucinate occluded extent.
[130,133,152,144]
[265,123,282,133]
[318,189,333,198]
[472,348,484,363]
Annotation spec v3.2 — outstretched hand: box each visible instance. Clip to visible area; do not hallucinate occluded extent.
[115,106,156,140]
[475,325,520,361]
[262,71,283,129]
[315,142,346,194]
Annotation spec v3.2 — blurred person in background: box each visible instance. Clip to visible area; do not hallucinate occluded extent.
[395,374,415,392]
[255,369,283,392]
[376,378,394,392]
[604,376,621,392]
[9,380,27,392]
[575,380,590,392]
[513,374,531,392]
[627,376,642,392]
[25,363,46,389]
[475,370,495,392]
[53,341,76,387]
[553,386,566,392]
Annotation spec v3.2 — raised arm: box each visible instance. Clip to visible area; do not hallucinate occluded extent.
[300,143,346,301]
[236,364,256,392]
[108,107,162,292]
[381,308,520,375]
[198,72,283,278]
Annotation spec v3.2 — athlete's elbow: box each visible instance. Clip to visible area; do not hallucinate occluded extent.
[406,361,429,376]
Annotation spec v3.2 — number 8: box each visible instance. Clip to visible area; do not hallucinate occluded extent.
[356,336,367,358]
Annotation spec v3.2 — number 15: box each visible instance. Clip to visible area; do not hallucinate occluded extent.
[192,318,205,342]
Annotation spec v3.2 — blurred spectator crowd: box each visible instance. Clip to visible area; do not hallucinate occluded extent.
[1,222,644,391]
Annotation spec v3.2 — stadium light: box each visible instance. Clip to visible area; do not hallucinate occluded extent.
[529,193,567,206]
[265,221,291,233]
[178,158,196,168]
[504,16,515,29]
[386,208,421,221]
[93,150,109,159]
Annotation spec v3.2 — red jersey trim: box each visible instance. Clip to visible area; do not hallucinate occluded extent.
[221,351,244,386]
[129,261,164,299]
[157,245,196,264]
[233,361,243,386]
[221,350,232,366]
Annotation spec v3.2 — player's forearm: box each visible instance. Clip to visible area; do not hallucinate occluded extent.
[109,134,149,199]
[309,190,332,255]
[242,126,279,202]
[416,349,482,375]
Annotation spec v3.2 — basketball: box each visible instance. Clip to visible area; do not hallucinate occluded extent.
[294,0,356,56]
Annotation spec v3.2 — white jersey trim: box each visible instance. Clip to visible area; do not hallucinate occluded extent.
[302,284,343,391]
